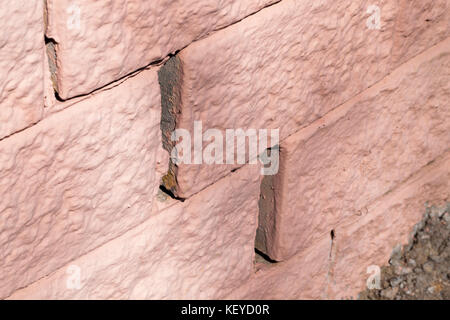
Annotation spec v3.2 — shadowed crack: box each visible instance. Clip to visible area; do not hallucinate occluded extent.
[255,146,281,263]
[158,55,184,200]
[45,36,59,98]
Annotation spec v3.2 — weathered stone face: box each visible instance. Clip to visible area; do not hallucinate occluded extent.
[0,0,449,301]
[0,1,44,139]
[257,39,450,261]
[227,151,449,300]
[0,69,166,299]
[330,152,450,300]
[44,0,279,99]
[7,164,261,300]
[160,0,450,199]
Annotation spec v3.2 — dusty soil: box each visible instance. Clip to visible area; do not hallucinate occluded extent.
[359,204,450,300]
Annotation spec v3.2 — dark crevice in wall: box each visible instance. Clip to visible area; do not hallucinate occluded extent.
[52,58,167,102]
[159,185,185,202]
[323,228,337,298]
[43,0,60,101]
[53,90,65,103]
[255,248,277,264]
[43,0,49,32]
[44,36,60,101]
[329,229,336,257]
[158,55,184,200]
[254,146,281,263]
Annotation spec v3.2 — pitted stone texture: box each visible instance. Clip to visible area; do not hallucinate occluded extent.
[8,165,261,300]
[167,0,449,198]
[329,152,450,300]
[392,0,450,66]
[0,69,166,299]
[228,236,331,300]
[0,1,44,139]
[257,39,450,261]
[45,0,279,99]
[228,152,450,299]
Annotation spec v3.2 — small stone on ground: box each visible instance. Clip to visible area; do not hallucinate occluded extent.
[359,204,450,300]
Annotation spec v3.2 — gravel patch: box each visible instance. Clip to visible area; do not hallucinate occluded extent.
[359,203,450,300]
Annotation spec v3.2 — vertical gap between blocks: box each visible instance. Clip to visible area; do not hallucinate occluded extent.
[158,54,185,201]
[43,0,63,102]
[254,146,281,268]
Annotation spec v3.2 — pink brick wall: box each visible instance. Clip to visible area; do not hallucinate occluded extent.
[0,1,44,139]
[0,0,449,299]
[257,40,450,261]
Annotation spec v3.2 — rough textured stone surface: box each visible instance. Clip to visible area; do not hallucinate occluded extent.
[2,0,449,301]
[392,0,449,66]
[252,236,333,300]
[8,165,261,300]
[45,0,279,99]
[164,0,449,199]
[255,174,278,256]
[228,152,450,299]
[0,0,44,139]
[256,39,450,261]
[0,69,166,299]
[330,152,450,299]
[359,204,450,300]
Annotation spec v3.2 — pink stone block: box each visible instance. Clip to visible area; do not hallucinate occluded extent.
[256,39,450,261]
[45,0,279,99]
[227,236,331,299]
[8,164,261,299]
[163,0,449,199]
[228,151,449,299]
[0,1,44,139]
[330,151,450,299]
[0,68,166,298]
[392,0,450,66]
